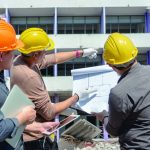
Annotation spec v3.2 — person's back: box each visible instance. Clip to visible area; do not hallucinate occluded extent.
[92,33,150,150]
[110,63,150,149]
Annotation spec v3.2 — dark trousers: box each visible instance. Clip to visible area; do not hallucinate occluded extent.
[24,137,58,150]
[0,141,14,150]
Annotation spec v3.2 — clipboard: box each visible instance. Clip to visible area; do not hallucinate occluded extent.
[1,85,35,148]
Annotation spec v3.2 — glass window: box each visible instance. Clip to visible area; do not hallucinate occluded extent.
[73,17,85,24]
[47,25,53,34]
[18,25,27,34]
[131,23,144,33]
[137,53,147,65]
[85,17,100,24]
[13,25,19,34]
[11,16,54,34]
[39,24,48,32]
[106,16,119,33]
[41,66,53,76]
[73,24,85,34]
[66,24,73,34]
[131,24,137,33]
[111,24,119,33]
[58,17,73,24]
[27,24,38,28]
[86,24,93,33]
[119,24,130,33]
[58,24,65,34]
[119,16,130,23]
[52,54,102,76]
[58,16,100,34]
[41,54,102,76]
[106,15,145,33]
[131,16,145,33]
[131,16,144,23]
[106,24,111,33]
[39,17,53,24]
[106,16,118,24]
[27,17,38,24]
[11,17,26,25]
[93,24,100,33]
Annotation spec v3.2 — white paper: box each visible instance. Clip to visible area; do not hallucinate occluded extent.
[71,65,119,114]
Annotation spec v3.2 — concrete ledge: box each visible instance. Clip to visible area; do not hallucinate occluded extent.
[43,76,73,95]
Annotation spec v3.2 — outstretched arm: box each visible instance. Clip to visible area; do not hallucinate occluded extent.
[54,48,98,64]
[54,50,82,64]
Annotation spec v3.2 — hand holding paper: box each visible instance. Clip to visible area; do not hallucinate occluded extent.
[74,87,97,101]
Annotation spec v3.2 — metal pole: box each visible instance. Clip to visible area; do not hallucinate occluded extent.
[101,7,108,139]
[53,7,60,141]
[101,7,106,34]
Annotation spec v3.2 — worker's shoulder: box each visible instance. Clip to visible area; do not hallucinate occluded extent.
[12,57,39,80]
[110,77,131,100]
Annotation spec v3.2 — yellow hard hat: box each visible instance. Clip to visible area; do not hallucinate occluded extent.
[18,28,55,54]
[103,33,138,65]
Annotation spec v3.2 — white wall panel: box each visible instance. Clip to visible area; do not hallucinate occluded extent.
[0,0,150,8]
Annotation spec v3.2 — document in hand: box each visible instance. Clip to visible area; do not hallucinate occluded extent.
[71,65,119,114]
[1,85,35,148]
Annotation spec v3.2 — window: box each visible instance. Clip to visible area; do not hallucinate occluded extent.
[106,15,145,33]
[58,16,100,34]
[11,16,53,34]
[137,53,147,65]
[42,54,102,76]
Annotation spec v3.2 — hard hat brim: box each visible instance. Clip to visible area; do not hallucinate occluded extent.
[46,38,55,51]
[16,39,24,49]
[0,39,24,52]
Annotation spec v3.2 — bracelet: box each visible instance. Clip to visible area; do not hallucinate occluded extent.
[75,50,82,58]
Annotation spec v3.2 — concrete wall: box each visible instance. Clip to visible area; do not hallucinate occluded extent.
[16,33,150,53]
[49,33,150,53]
[0,0,150,8]
[43,76,73,95]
